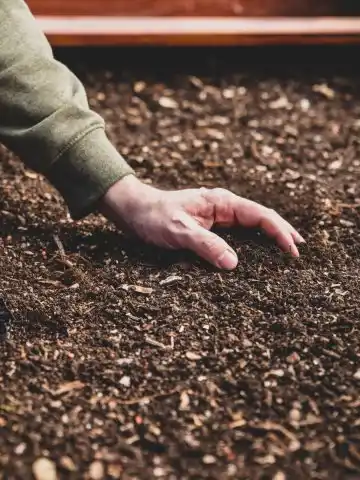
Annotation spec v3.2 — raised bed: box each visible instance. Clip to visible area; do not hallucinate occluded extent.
[27,0,360,45]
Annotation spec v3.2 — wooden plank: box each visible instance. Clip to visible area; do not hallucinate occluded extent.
[27,0,360,17]
[35,17,360,46]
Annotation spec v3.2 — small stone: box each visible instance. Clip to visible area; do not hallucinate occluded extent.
[59,456,76,472]
[223,88,235,99]
[14,443,26,455]
[32,458,58,480]
[299,99,310,111]
[202,454,217,464]
[289,408,301,423]
[134,81,146,93]
[108,463,123,478]
[89,461,105,480]
[153,467,166,477]
[158,96,178,109]
[119,375,131,387]
[354,369,360,379]
[273,472,286,480]
[286,352,300,364]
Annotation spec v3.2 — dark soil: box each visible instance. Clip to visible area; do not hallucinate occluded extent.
[1,46,360,480]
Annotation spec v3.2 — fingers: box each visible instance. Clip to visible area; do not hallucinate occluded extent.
[203,189,304,257]
[184,220,238,270]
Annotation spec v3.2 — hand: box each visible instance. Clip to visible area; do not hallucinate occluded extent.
[99,175,305,270]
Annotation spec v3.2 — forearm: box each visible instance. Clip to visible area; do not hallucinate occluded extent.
[0,0,134,219]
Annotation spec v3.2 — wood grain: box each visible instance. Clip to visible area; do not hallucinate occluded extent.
[27,0,360,17]
[34,16,360,46]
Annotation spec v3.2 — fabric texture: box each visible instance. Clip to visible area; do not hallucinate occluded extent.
[0,0,134,219]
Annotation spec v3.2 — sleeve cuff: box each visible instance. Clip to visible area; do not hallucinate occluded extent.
[46,126,135,220]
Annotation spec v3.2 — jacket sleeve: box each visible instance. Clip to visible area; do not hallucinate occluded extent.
[0,0,135,219]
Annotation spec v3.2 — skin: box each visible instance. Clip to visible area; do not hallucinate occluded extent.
[100,174,305,270]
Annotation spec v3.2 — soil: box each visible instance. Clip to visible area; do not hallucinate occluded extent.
[1,46,360,480]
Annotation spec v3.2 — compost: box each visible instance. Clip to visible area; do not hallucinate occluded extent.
[1,47,360,479]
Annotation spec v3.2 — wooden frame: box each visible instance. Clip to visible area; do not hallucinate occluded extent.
[27,0,360,45]
[34,16,360,46]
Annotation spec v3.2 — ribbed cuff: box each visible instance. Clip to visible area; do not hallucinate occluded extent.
[46,127,135,220]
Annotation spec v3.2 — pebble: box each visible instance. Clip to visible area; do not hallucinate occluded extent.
[202,454,216,464]
[158,96,178,109]
[153,467,166,477]
[32,458,57,480]
[354,369,360,379]
[119,375,131,387]
[89,461,105,480]
[273,472,286,480]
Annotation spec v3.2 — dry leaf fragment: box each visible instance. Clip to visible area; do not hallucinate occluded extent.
[32,458,58,480]
[158,96,178,109]
[53,381,85,397]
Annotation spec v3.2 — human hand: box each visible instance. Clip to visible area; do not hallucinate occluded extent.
[99,175,304,270]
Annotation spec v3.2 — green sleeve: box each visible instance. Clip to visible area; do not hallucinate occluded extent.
[0,0,135,219]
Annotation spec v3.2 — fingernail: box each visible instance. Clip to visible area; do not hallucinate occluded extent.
[218,249,238,270]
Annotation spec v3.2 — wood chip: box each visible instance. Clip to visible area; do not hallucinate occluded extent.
[52,381,85,397]
[313,83,335,99]
[59,456,76,472]
[122,284,153,295]
[269,96,290,109]
[24,170,38,179]
[158,96,178,109]
[189,76,204,89]
[32,458,58,480]
[145,335,171,350]
[179,391,190,410]
[185,351,202,361]
[159,275,182,286]
[205,128,225,140]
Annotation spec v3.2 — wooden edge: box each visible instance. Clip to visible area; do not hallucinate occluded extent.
[35,16,360,45]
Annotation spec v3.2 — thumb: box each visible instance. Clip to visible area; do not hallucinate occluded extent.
[185,223,238,270]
